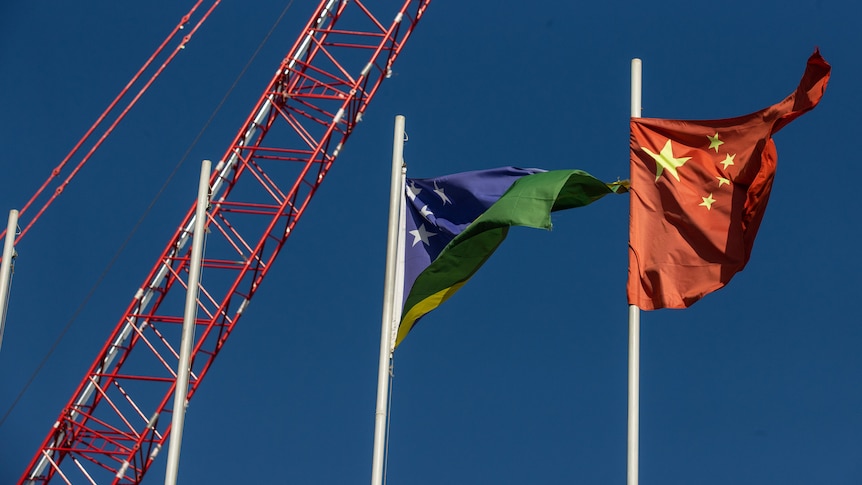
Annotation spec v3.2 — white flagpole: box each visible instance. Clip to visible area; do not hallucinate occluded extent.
[0,209,19,353]
[164,159,211,485]
[371,115,406,485]
[628,58,642,485]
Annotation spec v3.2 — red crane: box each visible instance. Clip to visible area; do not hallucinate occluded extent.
[19,1,430,482]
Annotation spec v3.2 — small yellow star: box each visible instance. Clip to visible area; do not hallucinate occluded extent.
[642,139,691,182]
[707,133,724,152]
[699,193,716,210]
[717,176,731,187]
[720,153,736,169]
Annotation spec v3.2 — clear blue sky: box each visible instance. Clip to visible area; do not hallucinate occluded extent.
[0,1,859,483]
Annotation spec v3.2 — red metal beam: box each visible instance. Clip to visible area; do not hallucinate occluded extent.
[20,1,430,483]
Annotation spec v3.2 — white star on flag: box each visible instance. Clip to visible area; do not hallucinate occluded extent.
[433,181,452,204]
[409,223,437,247]
[406,181,422,201]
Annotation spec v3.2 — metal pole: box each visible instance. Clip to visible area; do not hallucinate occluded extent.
[164,160,211,485]
[0,209,19,353]
[628,58,642,485]
[371,115,406,485]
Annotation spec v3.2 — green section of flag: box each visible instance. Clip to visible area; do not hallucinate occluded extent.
[396,169,628,348]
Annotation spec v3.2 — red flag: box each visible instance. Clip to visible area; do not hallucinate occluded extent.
[627,50,830,310]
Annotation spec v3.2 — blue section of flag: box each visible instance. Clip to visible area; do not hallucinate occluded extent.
[402,166,543,312]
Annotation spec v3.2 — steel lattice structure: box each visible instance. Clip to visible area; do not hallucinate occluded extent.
[20,1,430,482]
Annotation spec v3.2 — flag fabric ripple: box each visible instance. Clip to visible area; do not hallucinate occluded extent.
[627,50,831,310]
[396,167,628,348]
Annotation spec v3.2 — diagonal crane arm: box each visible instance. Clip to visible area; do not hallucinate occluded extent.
[20,1,430,483]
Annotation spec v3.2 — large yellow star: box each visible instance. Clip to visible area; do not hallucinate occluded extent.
[707,133,724,152]
[699,193,716,210]
[642,140,691,182]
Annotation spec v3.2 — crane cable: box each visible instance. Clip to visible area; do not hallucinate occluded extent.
[0,0,221,249]
[0,0,296,430]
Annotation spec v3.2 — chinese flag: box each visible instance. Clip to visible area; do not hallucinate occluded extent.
[628,50,830,310]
